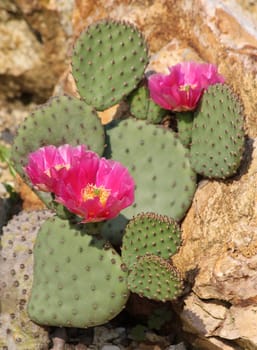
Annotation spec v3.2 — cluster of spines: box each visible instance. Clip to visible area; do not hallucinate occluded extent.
[122,212,183,302]
[127,254,183,302]
[122,212,181,268]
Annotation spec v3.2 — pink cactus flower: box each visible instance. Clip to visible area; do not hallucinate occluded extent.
[148,61,225,112]
[53,153,135,223]
[25,144,135,223]
[25,144,88,192]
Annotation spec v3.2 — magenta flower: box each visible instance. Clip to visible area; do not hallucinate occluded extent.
[53,153,135,223]
[148,61,225,112]
[25,144,87,192]
[25,145,135,223]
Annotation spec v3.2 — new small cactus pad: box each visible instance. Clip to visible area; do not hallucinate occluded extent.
[27,216,129,328]
[190,84,245,178]
[127,254,183,302]
[176,111,193,148]
[128,85,166,124]
[0,210,53,349]
[72,19,148,110]
[121,212,181,268]
[104,118,196,224]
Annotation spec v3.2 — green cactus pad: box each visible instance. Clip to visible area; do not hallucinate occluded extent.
[104,118,196,225]
[190,84,245,179]
[128,85,166,124]
[72,19,149,111]
[11,95,105,208]
[12,95,105,177]
[27,216,129,328]
[176,111,193,148]
[127,255,183,302]
[121,212,181,268]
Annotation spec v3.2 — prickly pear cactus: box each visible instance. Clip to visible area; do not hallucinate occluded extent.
[28,216,129,328]
[11,95,105,209]
[72,19,149,111]
[190,84,245,178]
[0,210,53,349]
[127,254,183,302]
[128,85,166,124]
[12,95,105,178]
[104,118,196,224]
[121,212,181,268]
[176,111,193,148]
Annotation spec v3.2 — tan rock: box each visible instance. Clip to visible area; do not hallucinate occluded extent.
[72,0,257,137]
[181,294,227,337]
[171,138,257,349]
[215,305,257,344]
[181,294,257,349]
[181,294,239,350]
[147,39,203,74]
[0,0,73,103]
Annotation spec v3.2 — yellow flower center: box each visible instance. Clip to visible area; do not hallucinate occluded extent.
[82,184,110,206]
[179,83,197,93]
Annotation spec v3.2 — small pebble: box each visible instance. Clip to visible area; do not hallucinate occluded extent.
[165,343,187,350]
[101,345,121,350]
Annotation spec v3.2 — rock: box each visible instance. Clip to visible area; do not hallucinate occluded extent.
[93,326,127,349]
[172,139,257,349]
[165,343,188,350]
[147,39,203,74]
[0,0,73,103]
[72,0,257,137]
[15,175,45,211]
[101,345,121,350]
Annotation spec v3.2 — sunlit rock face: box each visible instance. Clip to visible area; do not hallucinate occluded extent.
[171,137,257,349]
[0,0,73,103]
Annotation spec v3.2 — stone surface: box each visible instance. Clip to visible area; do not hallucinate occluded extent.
[72,0,257,138]
[0,1,73,103]
[172,139,257,349]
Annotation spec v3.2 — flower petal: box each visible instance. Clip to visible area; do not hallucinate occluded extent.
[148,61,225,112]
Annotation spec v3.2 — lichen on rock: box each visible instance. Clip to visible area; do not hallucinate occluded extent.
[0,210,53,349]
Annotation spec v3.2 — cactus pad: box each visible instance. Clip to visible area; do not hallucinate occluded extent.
[72,20,149,111]
[127,255,183,302]
[176,111,193,148]
[11,95,105,208]
[12,95,105,178]
[190,84,245,178]
[27,216,129,328]
[128,85,166,124]
[0,210,53,349]
[104,118,196,223]
[121,212,181,268]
